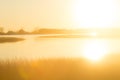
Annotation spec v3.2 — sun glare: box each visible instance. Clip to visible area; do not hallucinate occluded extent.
[82,39,108,62]
[71,0,118,28]
[90,32,97,37]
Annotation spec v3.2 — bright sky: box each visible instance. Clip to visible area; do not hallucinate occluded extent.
[0,0,120,31]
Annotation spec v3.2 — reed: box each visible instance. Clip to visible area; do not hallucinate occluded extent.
[0,58,120,80]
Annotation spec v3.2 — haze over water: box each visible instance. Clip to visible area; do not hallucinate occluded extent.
[0,35,120,61]
[1,0,120,80]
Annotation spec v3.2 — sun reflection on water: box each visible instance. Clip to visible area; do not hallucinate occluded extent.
[82,39,109,62]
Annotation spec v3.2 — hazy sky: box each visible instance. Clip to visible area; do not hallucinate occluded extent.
[0,0,120,31]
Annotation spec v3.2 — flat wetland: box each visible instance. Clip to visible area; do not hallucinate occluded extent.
[0,35,120,80]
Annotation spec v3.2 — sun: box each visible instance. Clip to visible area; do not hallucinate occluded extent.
[71,0,118,28]
[82,39,108,62]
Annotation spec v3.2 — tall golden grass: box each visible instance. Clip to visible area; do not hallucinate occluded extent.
[0,57,120,80]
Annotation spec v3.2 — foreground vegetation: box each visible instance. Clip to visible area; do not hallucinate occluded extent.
[0,56,120,80]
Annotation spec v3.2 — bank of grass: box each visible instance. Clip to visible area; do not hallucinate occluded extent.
[0,37,24,43]
[0,57,120,80]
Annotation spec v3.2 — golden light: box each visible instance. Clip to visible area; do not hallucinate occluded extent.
[82,39,108,62]
[71,0,118,28]
[90,32,97,37]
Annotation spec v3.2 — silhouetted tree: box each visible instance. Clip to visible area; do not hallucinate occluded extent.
[0,27,3,32]
[17,29,28,34]
[0,27,4,35]
[7,31,16,35]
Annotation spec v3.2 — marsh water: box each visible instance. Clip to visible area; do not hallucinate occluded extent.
[0,35,120,60]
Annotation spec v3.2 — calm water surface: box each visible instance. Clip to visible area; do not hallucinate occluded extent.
[0,35,120,60]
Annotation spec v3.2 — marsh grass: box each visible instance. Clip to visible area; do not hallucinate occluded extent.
[0,57,120,80]
[0,37,25,43]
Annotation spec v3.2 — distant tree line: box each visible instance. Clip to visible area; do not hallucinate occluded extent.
[0,27,91,35]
